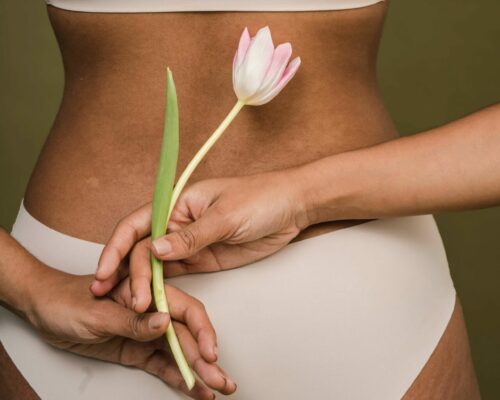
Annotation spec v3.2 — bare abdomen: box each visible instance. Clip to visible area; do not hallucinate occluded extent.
[25,2,397,243]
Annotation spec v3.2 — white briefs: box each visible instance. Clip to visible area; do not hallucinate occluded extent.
[0,200,456,399]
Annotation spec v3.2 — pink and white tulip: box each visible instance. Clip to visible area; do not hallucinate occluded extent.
[232,26,301,106]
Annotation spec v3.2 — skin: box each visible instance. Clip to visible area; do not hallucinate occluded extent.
[0,1,483,398]
[0,229,235,400]
[94,104,499,397]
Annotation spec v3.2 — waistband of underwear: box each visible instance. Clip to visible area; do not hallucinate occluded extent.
[11,200,105,275]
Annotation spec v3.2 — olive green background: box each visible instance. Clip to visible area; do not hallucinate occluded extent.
[1,0,499,398]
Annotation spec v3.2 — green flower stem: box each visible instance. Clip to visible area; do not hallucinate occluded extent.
[166,99,246,221]
[151,256,195,389]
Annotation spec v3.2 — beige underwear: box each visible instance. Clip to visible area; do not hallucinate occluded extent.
[0,201,456,399]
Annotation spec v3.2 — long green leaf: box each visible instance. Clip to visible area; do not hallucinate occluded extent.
[151,67,179,240]
[150,68,195,390]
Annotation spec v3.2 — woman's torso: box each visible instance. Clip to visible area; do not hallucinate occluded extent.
[25,2,397,243]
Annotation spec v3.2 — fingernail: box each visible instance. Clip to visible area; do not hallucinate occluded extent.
[213,345,218,359]
[223,375,236,389]
[149,312,168,330]
[152,239,172,256]
[132,296,137,311]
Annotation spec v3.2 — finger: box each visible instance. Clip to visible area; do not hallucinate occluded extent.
[112,339,215,400]
[142,349,215,400]
[162,260,192,278]
[164,285,218,363]
[107,276,134,309]
[174,322,237,395]
[162,249,219,277]
[151,207,230,261]
[102,302,171,342]
[166,219,184,232]
[95,203,152,282]
[162,235,290,277]
[67,337,215,400]
[129,238,153,313]
[90,265,129,297]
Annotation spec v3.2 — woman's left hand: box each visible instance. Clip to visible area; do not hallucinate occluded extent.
[91,168,309,311]
[25,266,236,400]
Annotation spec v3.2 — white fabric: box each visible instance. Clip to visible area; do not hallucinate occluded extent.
[44,0,385,13]
[0,201,456,399]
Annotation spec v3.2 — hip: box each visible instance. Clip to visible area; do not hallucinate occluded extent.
[0,200,457,399]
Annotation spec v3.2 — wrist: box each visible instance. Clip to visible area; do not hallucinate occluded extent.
[286,166,312,231]
[22,263,59,327]
[9,265,46,324]
[0,229,53,323]
[289,153,361,228]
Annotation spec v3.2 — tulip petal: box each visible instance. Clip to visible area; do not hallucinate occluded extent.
[234,27,251,71]
[234,26,275,100]
[248,42,292,104]
[232,27,251,92]
[247,56,301,106]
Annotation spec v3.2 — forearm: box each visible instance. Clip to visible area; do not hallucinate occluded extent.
[0,228,44,320]
[297,103,500,225]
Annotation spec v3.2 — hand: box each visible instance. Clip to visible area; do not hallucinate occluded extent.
[91,169,308,311]
[25,265,236,400]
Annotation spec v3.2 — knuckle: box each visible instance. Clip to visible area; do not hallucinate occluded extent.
[224,215,252,243]
[156,362,170,380]
[128,313,146,338]
[118,218,140,243]
[209,206,235,240]
[139,236,151,248]
[177,188,192,204]
[192,356,204,373]
[193,297,206,311]
[107,244,123,264]
[211,204,230,221]
[177,229,197,252]
[116,217,130,234]
[184,293,213,320]
[120,353,136,367]
[82,310,107,340]
[117,341,136,366]
[130,239,145,257]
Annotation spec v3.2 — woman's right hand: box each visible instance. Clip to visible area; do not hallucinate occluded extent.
[23,264,236,400]
[91,169,309,311]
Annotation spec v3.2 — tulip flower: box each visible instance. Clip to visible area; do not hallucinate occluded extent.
[233,26,301,106]
[151,27,300,391]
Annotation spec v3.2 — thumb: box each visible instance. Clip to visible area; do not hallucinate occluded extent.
[104,305,171,341]
[151,209,229,260]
